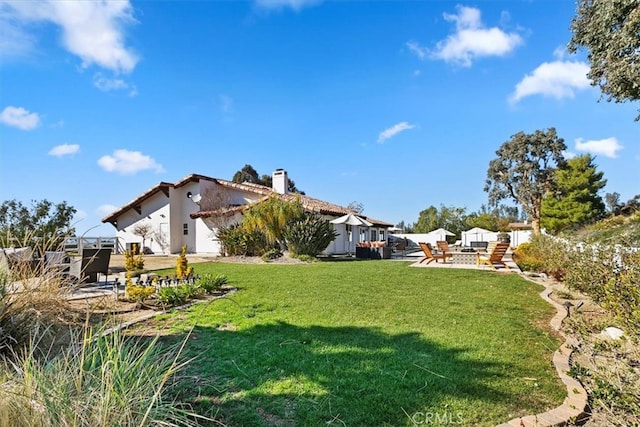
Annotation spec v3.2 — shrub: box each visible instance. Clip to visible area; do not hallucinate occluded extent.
[217,224,268,256]
[157,286,187,307]
[196,274,228,294]
[125,284,156,304]
[176,245,189,279]
[124,249,145,271]
[284,212,338,257]
[261,248,282,262]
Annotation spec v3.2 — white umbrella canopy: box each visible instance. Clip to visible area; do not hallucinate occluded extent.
[430,228,455,240]
[330,213,373,227]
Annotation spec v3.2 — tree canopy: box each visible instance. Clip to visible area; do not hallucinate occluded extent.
[541,154,606,234]
[232,164,304,194]
[0,199,76,246]
[484,128,567,235]
[569,0,640,120]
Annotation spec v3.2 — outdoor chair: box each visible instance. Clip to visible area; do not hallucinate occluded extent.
[476,242,510,270]
[418,242,447,265]
[435,241,454,262]
[68,248,112,283]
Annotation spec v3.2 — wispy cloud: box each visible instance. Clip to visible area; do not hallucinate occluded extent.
[377,122,416,144]
[510,60,590,103]
[254,0,322,11]
[98,149,165,175]
[97,204,119,216]
[0,106,40,130]
[93,73,137,96]
[3,0,138,73]
[575,137,623,159]
[406,41,428,60]
[49,143,79,157]
[429,6,522,67]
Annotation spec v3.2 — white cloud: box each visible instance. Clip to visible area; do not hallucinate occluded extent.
[0,106,40,130]
[97,204,118,216]
[49,143,79,157]
[510,60,590,103]
[98,149,165,175]
[406,41,428,60]
[575,137,623,159]
[3,0,138,73]
[562,150,577,160]
[254,0,322,11]
[377,122,416,144]
[93,73,128,91]
[431,6,522,67]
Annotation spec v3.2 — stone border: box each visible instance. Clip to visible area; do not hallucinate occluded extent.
[495,276,588,427]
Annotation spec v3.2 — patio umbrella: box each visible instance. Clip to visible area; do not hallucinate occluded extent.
[329,213,373,227]
[330,214,373,254]
[431,228,455,242]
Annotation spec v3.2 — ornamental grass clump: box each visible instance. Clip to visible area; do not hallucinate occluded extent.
[0,327,206,427]
[0,232,75,358]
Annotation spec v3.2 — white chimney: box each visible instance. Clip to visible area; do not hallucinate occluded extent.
[272,169,288,194]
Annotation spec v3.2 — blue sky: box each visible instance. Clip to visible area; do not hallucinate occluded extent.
[1,0,638,236]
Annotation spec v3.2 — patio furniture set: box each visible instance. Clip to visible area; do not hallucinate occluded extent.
[1,246,112,284]
[418,241,511,270]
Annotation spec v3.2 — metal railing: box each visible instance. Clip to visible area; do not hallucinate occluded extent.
[64,237,120,254]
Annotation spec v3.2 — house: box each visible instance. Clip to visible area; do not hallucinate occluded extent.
[102,169,392,255]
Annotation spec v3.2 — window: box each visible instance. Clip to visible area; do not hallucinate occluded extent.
[183,223,188,235]
[380,230,385,241]
[371,229,378,241]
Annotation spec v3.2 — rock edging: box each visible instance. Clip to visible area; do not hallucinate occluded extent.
[495,275,588,427]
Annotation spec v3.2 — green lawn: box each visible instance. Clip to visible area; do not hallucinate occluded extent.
[144,260,565,426]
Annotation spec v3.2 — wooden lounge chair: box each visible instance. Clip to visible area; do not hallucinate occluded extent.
[435,241,454,262]
[418,242,447,264]
[476,242,510,270]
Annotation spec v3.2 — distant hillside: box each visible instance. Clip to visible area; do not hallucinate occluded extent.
[570,212,640,246]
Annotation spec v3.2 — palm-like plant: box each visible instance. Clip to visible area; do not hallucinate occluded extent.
[242,196,304,249]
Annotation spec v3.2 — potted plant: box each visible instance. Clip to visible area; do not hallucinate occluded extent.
[497,232,511,243]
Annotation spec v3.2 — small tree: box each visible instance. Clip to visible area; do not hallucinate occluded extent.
[132,222,153,252]
[346,201,364,214]
[605,192,622,214]
[485,128,567,235]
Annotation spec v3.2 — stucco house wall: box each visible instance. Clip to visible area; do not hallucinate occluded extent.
[102,170,392,255]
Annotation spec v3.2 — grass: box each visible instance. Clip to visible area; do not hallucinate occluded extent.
[138,260,566,426]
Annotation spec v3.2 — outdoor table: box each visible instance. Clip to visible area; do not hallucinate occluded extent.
[450,251,478,265]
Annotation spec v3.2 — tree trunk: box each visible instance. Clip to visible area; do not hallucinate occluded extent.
[532,218,542,235]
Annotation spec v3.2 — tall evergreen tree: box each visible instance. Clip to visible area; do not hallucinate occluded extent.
[541,154,606,233]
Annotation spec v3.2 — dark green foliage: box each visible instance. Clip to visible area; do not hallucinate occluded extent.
[0,199,76,246]
[485,128,567,235]
[541,154,606,234]
[261,248,282,262]
[569,0,640,120]
[157,286,188,306]
[196,274,228,293]
[283,212,338,257]
[216,223,268,256]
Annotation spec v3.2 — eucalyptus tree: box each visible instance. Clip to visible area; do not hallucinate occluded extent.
[569,0,640,120]
[485,128,567,235]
